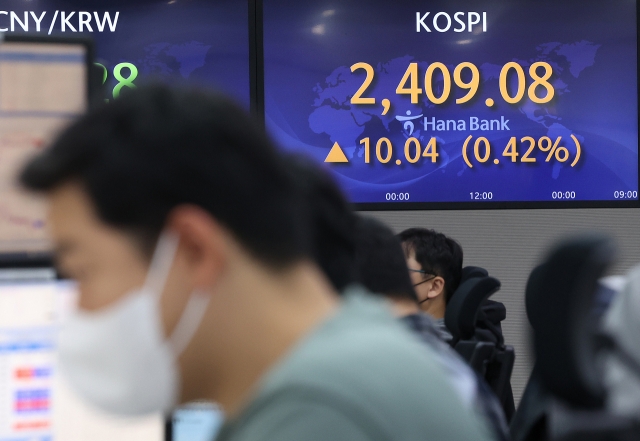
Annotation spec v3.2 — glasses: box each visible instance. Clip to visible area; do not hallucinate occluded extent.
[408,269,436,288]
[408,269,427,274]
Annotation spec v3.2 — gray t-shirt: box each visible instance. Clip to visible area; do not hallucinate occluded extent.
[435,317,454,342]
[215,288,494,441]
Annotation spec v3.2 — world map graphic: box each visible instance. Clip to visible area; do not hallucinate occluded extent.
[309,41,600,181]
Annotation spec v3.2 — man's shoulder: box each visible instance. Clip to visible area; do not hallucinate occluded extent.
[219,290,494,441]
[216,390,381,441]
[263,291,447,394]
[218,382,491,441]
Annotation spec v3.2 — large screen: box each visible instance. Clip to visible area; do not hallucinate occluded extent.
[0,39,88,254]
[263,0,639,207]
[3,0,250,107]
[0,0,250,255]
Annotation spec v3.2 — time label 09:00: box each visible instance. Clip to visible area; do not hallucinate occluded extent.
[614,191,638,199]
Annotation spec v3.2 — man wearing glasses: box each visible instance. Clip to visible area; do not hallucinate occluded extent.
[398,228,464,341]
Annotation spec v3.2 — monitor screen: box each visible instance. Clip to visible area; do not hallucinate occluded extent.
[0,39,88,254]
[263,0,639,207]
[3,0,251,107]
[171,404,224,441]
[0,268,219,441]
[0,270,161,441]
[0,270,68,440]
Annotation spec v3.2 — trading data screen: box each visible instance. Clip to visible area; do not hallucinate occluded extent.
[263,0,639,206]
[0,271,62,440]
[0,41,87,254]
[0,272,161,441]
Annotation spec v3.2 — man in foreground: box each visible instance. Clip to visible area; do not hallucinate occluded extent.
[20,86,493,441]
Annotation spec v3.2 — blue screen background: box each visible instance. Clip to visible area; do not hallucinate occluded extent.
[3,0,250,107]
[263,0,638,204]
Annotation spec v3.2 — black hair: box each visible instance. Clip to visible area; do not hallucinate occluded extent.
[354,216,417,302]
[284,154,357,292]
[20,85,310,267]
[398,228,463,303]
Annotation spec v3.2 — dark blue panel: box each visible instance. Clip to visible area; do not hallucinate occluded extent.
[263,0,638,205]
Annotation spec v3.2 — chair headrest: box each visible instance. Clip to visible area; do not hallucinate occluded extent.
[461,266,489,283]
[525,264,547,331]
[530,235,616,409]
[445,276,501,341]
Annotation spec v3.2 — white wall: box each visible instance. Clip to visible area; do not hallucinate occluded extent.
[368,208,640,402]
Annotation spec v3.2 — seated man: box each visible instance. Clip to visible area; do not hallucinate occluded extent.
[398,228,464,339]
[20,86,493,441]
[354,216,510,441]
[399,227,515,418]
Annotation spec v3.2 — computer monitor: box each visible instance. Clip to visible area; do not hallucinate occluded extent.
[0,35,220,441]
[0,267,64,440]
[170,404,224,441]
[0,36,90,257]
[0,268,162,441]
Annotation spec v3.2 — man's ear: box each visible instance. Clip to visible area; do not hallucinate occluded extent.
[427,276,446,300]
[166,204,229,290]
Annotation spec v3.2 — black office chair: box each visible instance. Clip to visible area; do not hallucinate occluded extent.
[446,275,515,417]
[510,265,551,441]
[461,265,489,283]
[446,276,501,348]
[510,235,640,441]
[460,266,507,345]
[533,236,613,408]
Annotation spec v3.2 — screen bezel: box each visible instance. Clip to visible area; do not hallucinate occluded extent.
[255,0,640,211]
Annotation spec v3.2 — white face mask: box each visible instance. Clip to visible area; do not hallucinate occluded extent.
[57,232,211,416]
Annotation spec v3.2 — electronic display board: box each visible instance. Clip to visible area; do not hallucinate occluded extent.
[1,0,250,107]
[263,0,639,208]
[0,0,250,256]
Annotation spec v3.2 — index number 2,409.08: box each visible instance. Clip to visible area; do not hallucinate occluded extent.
[351,61,554,106]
